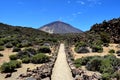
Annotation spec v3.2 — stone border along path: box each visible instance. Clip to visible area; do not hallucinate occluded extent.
[51,43,73,80]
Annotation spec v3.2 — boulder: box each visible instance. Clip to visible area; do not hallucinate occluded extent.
[19,73,27,78]
[41,77,50,80]
[74,75,82,80]
[77,47,90,53]
[5,73,12,78]
[116,50,120,54]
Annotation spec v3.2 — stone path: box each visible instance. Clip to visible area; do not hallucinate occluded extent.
[51,44,73,80]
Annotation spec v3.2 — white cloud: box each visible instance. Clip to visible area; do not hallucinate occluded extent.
[67,0,71,4]
[87,0,102,4]
[87,0,102,7]
[72,12,82,18]
[76,1,85,5]
[77,12,82,14]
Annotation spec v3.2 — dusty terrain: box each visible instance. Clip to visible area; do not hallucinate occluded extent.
[0,48,42,80]
[72,44,120,60]
[0,48,16,65]
[51,44,73,80]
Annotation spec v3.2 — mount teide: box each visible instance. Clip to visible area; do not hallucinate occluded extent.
[39,21,83,34]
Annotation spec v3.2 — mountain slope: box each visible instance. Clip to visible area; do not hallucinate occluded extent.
[0,23,59,47]
[90,18,120,43]
[39,21,83,34]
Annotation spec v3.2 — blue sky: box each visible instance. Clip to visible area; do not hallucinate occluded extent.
[0,0,120,31]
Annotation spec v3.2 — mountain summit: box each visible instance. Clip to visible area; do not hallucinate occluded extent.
[39,21,83,34]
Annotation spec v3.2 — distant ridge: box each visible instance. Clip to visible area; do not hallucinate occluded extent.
[39,21,83,34]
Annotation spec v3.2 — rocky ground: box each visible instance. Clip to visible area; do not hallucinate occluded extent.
[65,45,102,80]
[0,43,120,80]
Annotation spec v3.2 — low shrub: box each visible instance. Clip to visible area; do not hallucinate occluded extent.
[0,40,4,46]
[16,43,23,48]
[37,46,51,53]
[74,58,82,68]
[0,60,21,72]
[112,71,120,80]
[22,57,31,63]
[74,56,100,68]
[0,46,4,51]
[75,41,87,47]
[102,73,111,80]
[86,58,102,71]
[23,48,36,55]
[9,54,18,60]
[17,48,36,59]
[92,45,103,53]
[12,47,21,52]
[5,43,13,48]
[108,49,115,53]
[31,53,49,64]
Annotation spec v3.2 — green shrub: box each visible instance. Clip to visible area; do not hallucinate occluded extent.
[74,58,82,68]
[109,49,115,53]
[9,54,18,60]
[112,71,120,80]
[17,51,30,59]
[74,56,100,68]
[0,40,4,46]
[12,47,21,52]
[17,48,36,59]
[86,58,102,71]
[102,73,111,80]
[100,32,110,43]
[23,48,36,55]
[75,41,87,47]
[92,45,103,53]
[5,43,13,48]
[0,60,21,72]
[100,58,114,74]
[0,53,3,57]
[31,53,49,64]
[16,43,23,48]
[0,46,4,51]
[22,57,31,63]
[37,46,51,53]
[22,42,32,47]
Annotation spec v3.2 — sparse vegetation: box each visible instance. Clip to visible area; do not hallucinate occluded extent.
[0,17,120,79]
[74,55,120,79]
[31,53,50,64]
[0,60,21,72]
